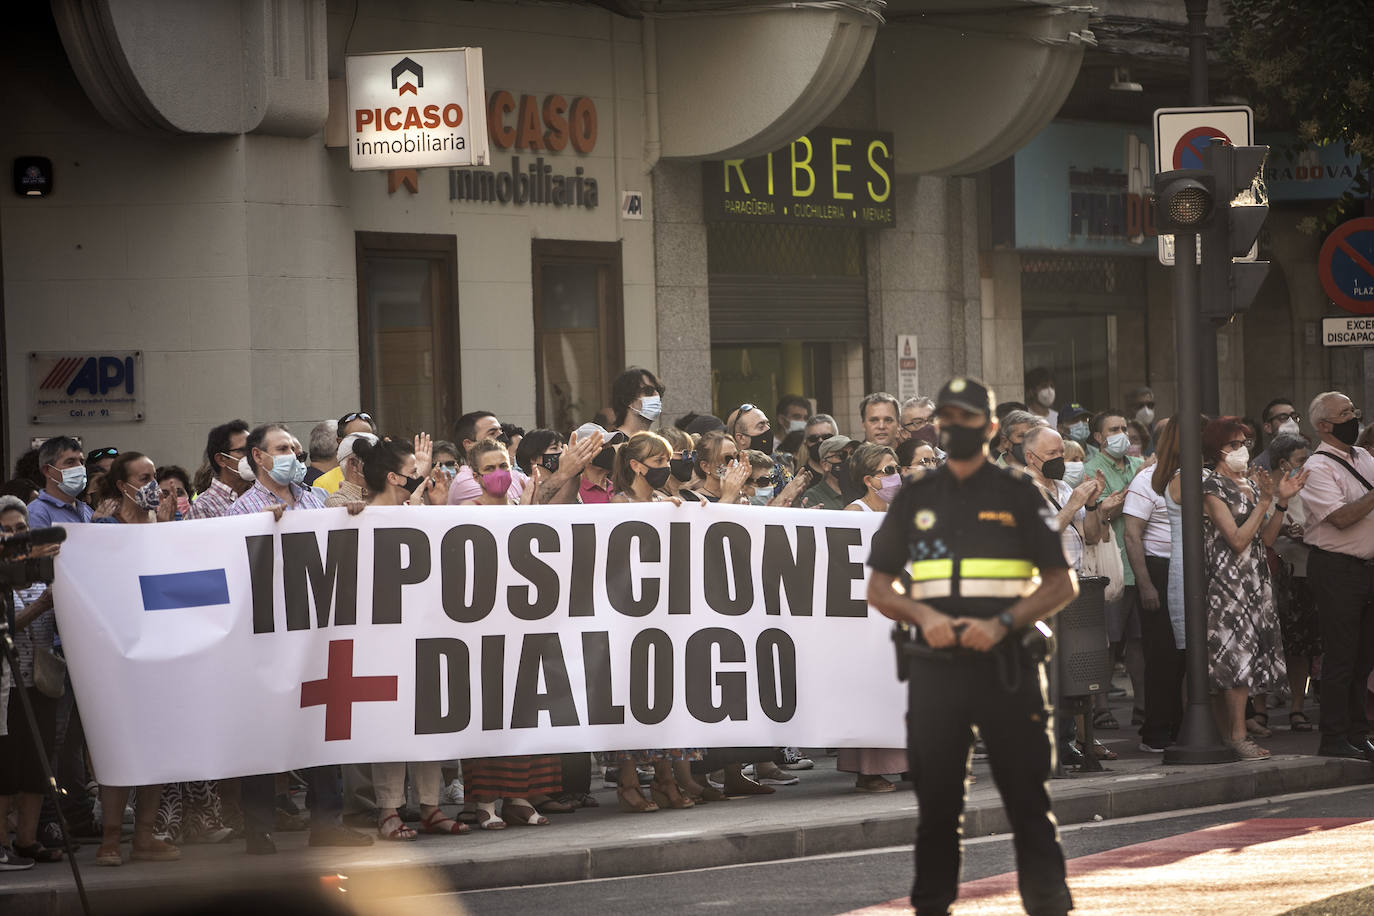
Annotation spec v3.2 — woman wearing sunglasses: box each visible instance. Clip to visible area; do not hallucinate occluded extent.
[845,443,903,514]
[840,442,910,792]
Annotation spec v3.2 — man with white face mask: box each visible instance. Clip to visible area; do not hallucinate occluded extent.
[1251,397,1302,471]
[611,366,666,439]
[1084,409,1147,728]
[1125,387,1156,430]
[1024,367,1058,429]
[773,394,812,450]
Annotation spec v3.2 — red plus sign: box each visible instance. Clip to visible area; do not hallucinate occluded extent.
[300,639,398,741]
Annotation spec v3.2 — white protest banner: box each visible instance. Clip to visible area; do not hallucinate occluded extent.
[53,503,906,786]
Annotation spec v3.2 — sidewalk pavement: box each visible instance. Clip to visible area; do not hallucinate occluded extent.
[4,701,1371,915]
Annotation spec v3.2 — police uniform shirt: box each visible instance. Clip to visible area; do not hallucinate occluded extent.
[867,461,1069,620]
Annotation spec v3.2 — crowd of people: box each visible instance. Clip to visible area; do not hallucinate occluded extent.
[1,364,1371,872]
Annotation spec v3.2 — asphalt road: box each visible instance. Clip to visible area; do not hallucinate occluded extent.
[380,784,1374,916]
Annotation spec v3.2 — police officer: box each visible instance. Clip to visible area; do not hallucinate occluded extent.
[866,376,1078,916]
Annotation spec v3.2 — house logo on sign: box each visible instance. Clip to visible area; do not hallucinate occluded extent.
[391,58,423,96]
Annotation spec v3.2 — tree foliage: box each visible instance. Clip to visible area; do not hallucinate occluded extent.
[1223,0,1373,229]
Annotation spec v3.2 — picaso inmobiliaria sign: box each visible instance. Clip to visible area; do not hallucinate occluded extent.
[702,128,896,228]
[346,48,491,170]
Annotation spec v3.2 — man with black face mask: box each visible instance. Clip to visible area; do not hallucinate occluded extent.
[1301,391,1374,763]
[866,376,1079,916]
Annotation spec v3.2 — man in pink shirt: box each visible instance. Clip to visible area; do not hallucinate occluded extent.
[1299,391,1374,763]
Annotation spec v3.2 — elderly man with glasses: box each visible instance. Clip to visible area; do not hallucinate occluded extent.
[1301,392,1374,763]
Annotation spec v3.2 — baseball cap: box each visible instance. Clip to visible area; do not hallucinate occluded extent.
[336,432,378,464]
[1059,402,1092,423]
[935,377,994,417]
[574,422,608,443]
[685,414,726,436]
[817,435,854,460]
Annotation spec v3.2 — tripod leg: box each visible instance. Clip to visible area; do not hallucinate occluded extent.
[0,630,93,916]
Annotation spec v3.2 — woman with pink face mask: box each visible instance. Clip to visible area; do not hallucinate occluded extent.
[840,443,910,793]
[844,443,903,514]
[456,439,564,829]
[156,466,194,519]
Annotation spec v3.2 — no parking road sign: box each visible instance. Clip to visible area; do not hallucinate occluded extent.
[1318,218,1374,315]
[1154,106,1254,265]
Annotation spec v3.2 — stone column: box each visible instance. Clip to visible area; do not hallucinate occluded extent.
[651,160,713,420]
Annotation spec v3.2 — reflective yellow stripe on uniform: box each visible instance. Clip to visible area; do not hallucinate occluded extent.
[907,558,1037,600]
[958,558,1035,579]
[909,559,954,581]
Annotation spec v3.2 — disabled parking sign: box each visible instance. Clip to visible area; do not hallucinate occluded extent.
[1319,217,1374,315]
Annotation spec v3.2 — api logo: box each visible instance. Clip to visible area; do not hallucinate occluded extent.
[40,355,136,396]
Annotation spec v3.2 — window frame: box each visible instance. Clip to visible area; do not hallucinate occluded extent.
[531,239,624,430]
[355,232,461,438]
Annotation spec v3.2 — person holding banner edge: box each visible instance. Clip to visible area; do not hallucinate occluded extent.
[227,424,373,853]
[866,376,1078,916]
[456,438,564,829]
[351,436,469,840]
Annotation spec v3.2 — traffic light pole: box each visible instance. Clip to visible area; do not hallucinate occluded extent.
[1185,0,1221,415]
[1164,230,1235,764]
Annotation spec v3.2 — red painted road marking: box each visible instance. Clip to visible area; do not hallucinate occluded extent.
[844,817,1374,915]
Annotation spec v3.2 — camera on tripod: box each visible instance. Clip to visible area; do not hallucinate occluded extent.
[0,527,64,589]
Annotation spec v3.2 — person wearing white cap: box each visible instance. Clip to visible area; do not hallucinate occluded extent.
[325,431,378,507]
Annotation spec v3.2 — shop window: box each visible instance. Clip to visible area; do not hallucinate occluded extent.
[532,240,624,431]
[356,233,460,438]
[711,342,834,425]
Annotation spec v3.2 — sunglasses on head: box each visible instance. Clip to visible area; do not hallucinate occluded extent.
[338,411,373,426]
[88,447,118,461]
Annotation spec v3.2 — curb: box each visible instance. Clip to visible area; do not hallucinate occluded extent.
[7,757,1370,914]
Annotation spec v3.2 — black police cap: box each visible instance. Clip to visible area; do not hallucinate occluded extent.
[935,376,995,417]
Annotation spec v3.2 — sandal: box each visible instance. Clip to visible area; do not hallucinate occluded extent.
[1076,739,1118,761]
[95,844,122,867]
[1092,710,1120,730]
[1231,738,1271,760]
[1289,711,1314,732]
[474,803,506,830]
[420,809,469,836]
[501,803,550,826]
[533,796,576,814]
[13,842,63,863]
[1246,714,1272,738]
[855,774,896,793]
[649,779,695,810]
[616,786,660,813]
[377,813,417,841]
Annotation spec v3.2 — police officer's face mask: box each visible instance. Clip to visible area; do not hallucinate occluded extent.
[939,422,989,460]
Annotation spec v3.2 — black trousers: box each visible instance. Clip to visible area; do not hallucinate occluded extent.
[242,766,342,835]
[905,647,1071,916]
[1139,556,1185,747]
[1308,550,1374,741]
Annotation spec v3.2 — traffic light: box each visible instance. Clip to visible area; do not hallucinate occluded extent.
[1199,140,1270,319]
[1152,169,1215,235]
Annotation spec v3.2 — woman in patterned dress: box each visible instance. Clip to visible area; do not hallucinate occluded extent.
[458,440,563,829]
[1200,418,1307,759]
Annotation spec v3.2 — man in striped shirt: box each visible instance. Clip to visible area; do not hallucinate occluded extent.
[187,419,252,520]
[227,423,370,853]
